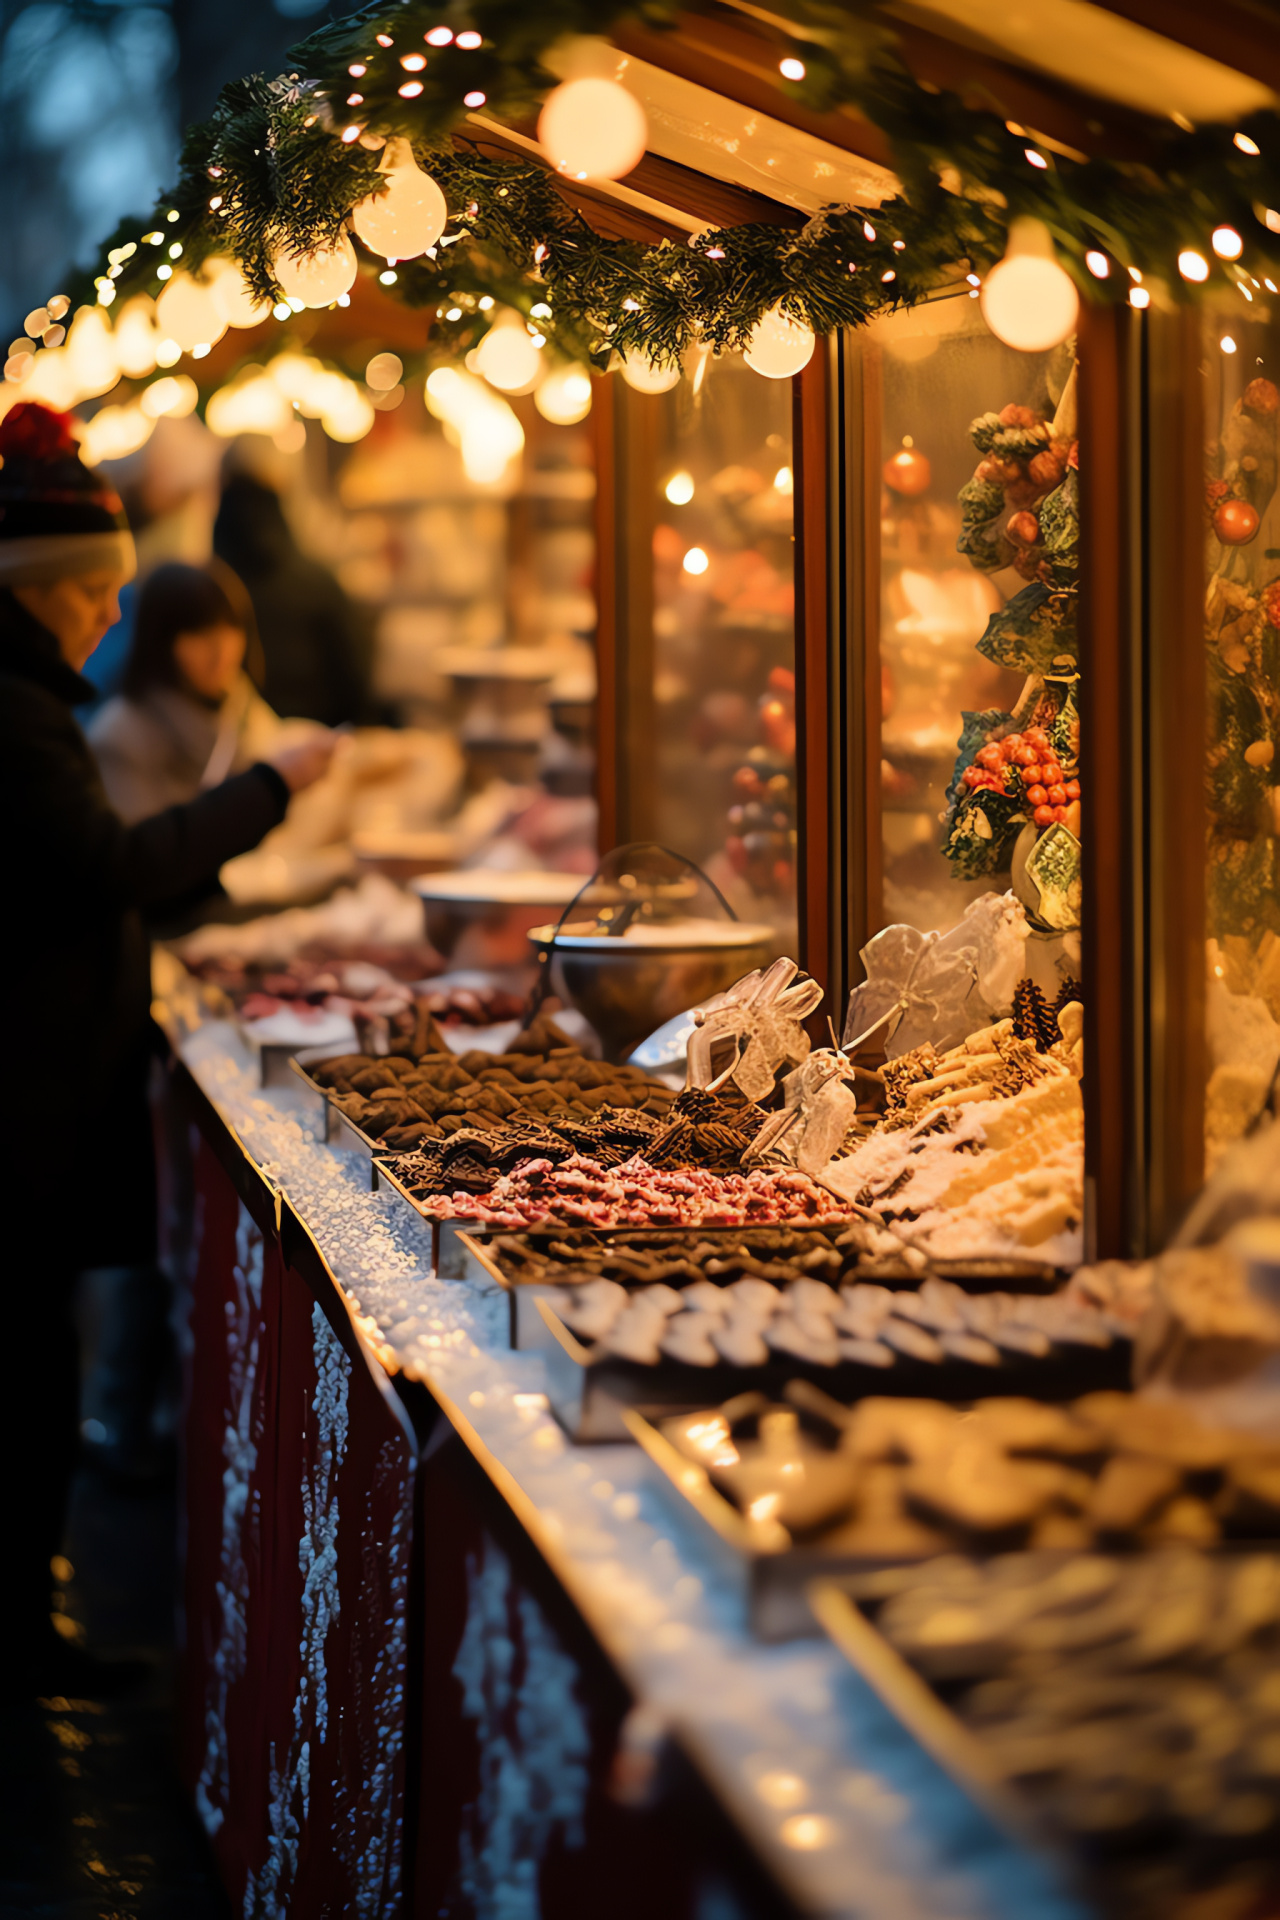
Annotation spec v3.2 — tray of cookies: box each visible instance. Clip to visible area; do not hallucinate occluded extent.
[624,1388,1274,1640]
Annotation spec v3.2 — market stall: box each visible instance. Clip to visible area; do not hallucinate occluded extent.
[15,0,1280,1915]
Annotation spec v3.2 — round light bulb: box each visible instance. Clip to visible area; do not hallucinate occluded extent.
[209,261,272,329]
[664,469,695,504]
[534,363,593,425]
[1178,249,1210,282]
[619,352,680,395]
[1212,226,1243,261]
[978,217,1078,352]
[155,271,228,352]
[351,137,448,260]
[472,315,542,394]
[538,77,648,182]
[112,296,160,378]
[743,303,816,379]
[273,232,358,308]
[683,546,709,575]
[1085,250,1110,279]
[366,351,403,391]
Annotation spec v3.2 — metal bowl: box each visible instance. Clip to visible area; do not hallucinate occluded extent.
[528,919,775,1060]
[410,869,591,970]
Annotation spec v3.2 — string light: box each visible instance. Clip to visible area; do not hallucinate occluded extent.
[534,363,593,424]
[426,25,453,44]
[400,53,426,70]
[1178,249,1210,281]
[1130,286,1150,309]
[273,232,358,307]
[538,77,648,181]
[399,81,423,98]
[664,470,694,504]
[779,57,805,81]
[619,352,679,394]
[1025,148,1048,168]
[1221,334,1238,353]
[464,90,486,107]
[682,547,709,575]
[743,303,815,378]
[456,30,482,48]
[352,137,448,259]
[1085,250,1109,278]
[1235,131,1261,155]
[979,216,1078,352]
[1212,226,1244,259]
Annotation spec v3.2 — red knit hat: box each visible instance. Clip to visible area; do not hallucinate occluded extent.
[0,403,136,585]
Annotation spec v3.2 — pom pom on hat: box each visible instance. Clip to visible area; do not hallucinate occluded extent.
[0,402,80,464]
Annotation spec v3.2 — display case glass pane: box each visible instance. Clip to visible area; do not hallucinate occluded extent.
[836,296,1085,1270]
[870,298,1079,947]
[648,354,797,950]
[1202,311,1280,1170]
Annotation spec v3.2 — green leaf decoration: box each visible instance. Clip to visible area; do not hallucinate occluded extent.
[976,583,1078,676]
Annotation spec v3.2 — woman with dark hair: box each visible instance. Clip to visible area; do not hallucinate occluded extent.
[89,559,284,823]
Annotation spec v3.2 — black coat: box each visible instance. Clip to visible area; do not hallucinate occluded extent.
[214,475,373,726]
[0,589,288,1263]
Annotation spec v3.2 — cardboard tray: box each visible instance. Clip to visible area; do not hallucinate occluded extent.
[807,1577,1061,1856]
[621,1402,965,1643]
[534,1296,1131,1450]
[458,1227,1066,1353]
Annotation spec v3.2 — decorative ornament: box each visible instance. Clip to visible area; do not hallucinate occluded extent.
[1214,497,1261,545]
[155,271,228,351]
[979,217,1079,353]
[534,362,593,425]
[351,137,448,260]
[273,232,358,308]
[744,304,815,379]
[686,956,822,1103]
[618,352,679,395]
[883,440,931,495]
[537,76,648,182]
[471,312,541,394]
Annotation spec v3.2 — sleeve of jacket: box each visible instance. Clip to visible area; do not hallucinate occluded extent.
[3,683,289,911]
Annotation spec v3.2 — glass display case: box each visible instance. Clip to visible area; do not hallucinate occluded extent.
[1202,306,1280,1172]
[596,354,797,951]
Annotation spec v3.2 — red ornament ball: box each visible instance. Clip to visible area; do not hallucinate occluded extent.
[1214,497,1261,545]
[1261,580,1280,631]
[883,445,932,496]
[0,401,78,462]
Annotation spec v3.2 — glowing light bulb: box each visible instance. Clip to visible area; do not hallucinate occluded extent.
[773,465,794,494]
[155,271,228,351]
[619,352,679,394]
[1178,249,1210,282]
[140,373,198,419]
[1235,131,1261,155]
[979,217,1079,352]
[538,77,648,182]
[534,363,593,425]
[744,303,815,379]
[273,232,358,308]
[352,137,448,259]
[1221,334,1238,354]
[664,469,695,504]
[112,296,160,378]
[472,312,541,393]
[779,57,805,81]
[1212,226,1244,260]
[208,259,272,329]
[682,546,709,575]
[1130,286,1151,310]
[365,352,403,391]
[1085,250,1109,279]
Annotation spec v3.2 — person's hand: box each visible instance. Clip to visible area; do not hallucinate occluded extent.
[268,732,337,795]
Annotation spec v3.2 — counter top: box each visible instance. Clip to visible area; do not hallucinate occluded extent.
[178,1018,1086,1920]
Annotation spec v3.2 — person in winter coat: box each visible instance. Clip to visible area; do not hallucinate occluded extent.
[89,559,284,824]
[213,444,373,726]
[0,403,334,1700]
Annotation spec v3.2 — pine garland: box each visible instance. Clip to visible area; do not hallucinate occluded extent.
[51,0,1280,376]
